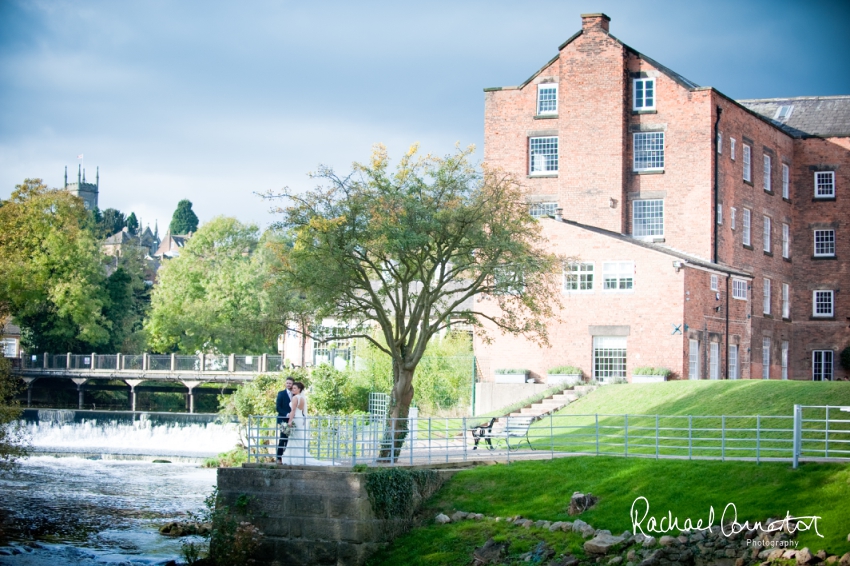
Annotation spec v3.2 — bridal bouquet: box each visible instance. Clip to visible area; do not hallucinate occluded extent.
[280,422,296,435]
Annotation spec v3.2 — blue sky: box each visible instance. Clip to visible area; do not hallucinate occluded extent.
[1,0,848,234]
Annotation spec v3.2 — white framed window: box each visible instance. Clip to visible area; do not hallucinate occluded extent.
[814,230,836,257]
[529,137,558,174]
[716,204,723,225]
[602,261,634,291]
[814,171,835,198]
[732,279,747,300]
[782,223,790,258]
[494,267,525,295]
[743,144,752,182]
[529,202,558,218]
[743,209,751,246]
[781,341,789,380]
[633,78,655,110]
[1,338,17,358]
[710,342,719,380]
[782,164,790,199]
[537,83,558,115]
[762,338,771,379]
[730,138,737,161]
[763,154,772,192]
[813,350,834,381]
[775,105,794,121]
[763,278,771,315]
[782,283,790,319]
[813,290,834,317]
[710,274,718,291]
[564,262,594,292]
[689,339,699,379]
[717,132,722,154]
[593,336,627,383]
[731,207,737,230]
[632,199,664,237]
[633,132,664,171]
[728,345,738,380]
[763,216,771,253]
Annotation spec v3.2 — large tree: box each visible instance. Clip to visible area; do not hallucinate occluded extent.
[99,208,127,237]
[0,180,111,353]
[169,199,199,234]
[0,354,27,469]
[269,144,560,456]
[145,216,273,354]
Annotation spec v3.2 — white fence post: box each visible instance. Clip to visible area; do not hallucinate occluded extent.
[793,404,802,469]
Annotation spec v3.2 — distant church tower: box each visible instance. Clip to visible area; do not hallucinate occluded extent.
[64,164,99,210]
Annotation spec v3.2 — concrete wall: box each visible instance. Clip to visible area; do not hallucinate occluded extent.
[217,465,457,566]
[474,382,552,415]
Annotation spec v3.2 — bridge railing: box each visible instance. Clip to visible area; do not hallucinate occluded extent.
[19,352,289,374]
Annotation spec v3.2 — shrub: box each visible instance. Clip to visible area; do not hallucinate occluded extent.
[840,346,850,372]
[494,368,529,375]
[633,366,672,376]
[547,365,582,375]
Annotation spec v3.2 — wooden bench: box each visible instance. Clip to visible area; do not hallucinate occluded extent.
[482,416,535,452]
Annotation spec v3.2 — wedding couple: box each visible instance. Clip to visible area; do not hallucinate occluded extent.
[275,377,331,466]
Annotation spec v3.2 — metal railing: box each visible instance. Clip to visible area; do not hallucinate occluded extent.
[245,409,850,467]
[793,405,850,468]
[18,352,286,375]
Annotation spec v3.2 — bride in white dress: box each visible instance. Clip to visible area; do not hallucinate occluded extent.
[277,381,332,466]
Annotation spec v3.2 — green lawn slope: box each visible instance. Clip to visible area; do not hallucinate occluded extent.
[367,457,850,565]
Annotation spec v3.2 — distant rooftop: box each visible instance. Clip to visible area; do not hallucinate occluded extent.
[737,96,850,138]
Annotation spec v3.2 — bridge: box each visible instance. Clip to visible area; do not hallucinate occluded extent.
[14,353,289,412]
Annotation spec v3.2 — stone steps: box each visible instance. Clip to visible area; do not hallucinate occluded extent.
[507,385,596,419]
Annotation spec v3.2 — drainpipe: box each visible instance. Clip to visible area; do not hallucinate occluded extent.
[725,274,730,379]
[713,106,723,264]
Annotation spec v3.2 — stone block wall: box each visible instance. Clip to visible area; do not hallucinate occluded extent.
[217,465,458,566]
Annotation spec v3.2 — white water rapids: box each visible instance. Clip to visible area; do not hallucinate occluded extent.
[0,411,241,564]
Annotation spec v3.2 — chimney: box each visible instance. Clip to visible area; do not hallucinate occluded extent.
[581,13,610,33]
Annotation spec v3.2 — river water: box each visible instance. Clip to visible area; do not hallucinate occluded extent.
[0,411,240,565]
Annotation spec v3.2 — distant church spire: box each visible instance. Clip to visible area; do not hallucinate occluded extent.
[77,164,81,184]
[64,166,68,187]
[96,167,99,189]
[154,220,159,238]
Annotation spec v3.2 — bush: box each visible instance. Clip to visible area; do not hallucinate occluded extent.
[633,366,672,376]
[310,363,370,414]
[494,368,529,375]
[840,346,850,372]
[547,365,582,375]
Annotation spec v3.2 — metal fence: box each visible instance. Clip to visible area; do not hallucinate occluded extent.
[245,406,850,467]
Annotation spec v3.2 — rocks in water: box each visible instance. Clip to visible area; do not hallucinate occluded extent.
[584,533,625,555]
[152,459,172,464]
[472,538,508,565]
[567,491,598,515]
[158,521,211,537]
[434,513,451,524]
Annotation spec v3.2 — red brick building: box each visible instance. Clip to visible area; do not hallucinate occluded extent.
[475,13,849,382]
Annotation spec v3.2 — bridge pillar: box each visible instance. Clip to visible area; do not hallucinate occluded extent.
[261,353,268,373]
[182,380,204,413]
[116,353,121,370]
[229,353,235,372]
[22,377,38,407]
[43,352,48,369]
[199,353,205,373]
[125,379,144,412]
[170,353,176,371]
[91,353,96,370]
[143,353,148,371]
[66,352,71,370]
[71,378,88,409]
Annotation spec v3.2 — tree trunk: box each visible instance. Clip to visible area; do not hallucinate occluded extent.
[378,364,415,461]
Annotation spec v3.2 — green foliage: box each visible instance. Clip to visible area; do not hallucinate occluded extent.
[102,250,151,352]
[840,346,850,372]
[269,144,561,422]
[170,199,199,234]
[494,368,529,375]
[202,446,248,468]
[126,212,139,236]
[145,216,274,354]
[547,365,581,375]
[310,363,370,415]
[0,179,111,352]
[0,354,28,469]
[364,467,439,519]
[633,366,672,376]
[99,207,126,237]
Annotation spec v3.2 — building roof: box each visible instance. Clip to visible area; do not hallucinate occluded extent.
[103,227,136,245]
[545,217,753,279]
[737,96,850,139]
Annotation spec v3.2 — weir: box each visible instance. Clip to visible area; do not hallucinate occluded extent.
[21,409,242,459]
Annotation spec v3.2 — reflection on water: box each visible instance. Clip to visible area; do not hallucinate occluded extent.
[0,456,216,565]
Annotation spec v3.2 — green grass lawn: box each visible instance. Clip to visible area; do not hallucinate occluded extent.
[366,456,850,565]
[520,381,850,460]
[367,382,850,565]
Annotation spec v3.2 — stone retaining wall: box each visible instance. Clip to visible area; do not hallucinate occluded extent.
[217,464,460,566]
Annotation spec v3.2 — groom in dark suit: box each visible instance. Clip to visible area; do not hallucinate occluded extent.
[276,377,295,463]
